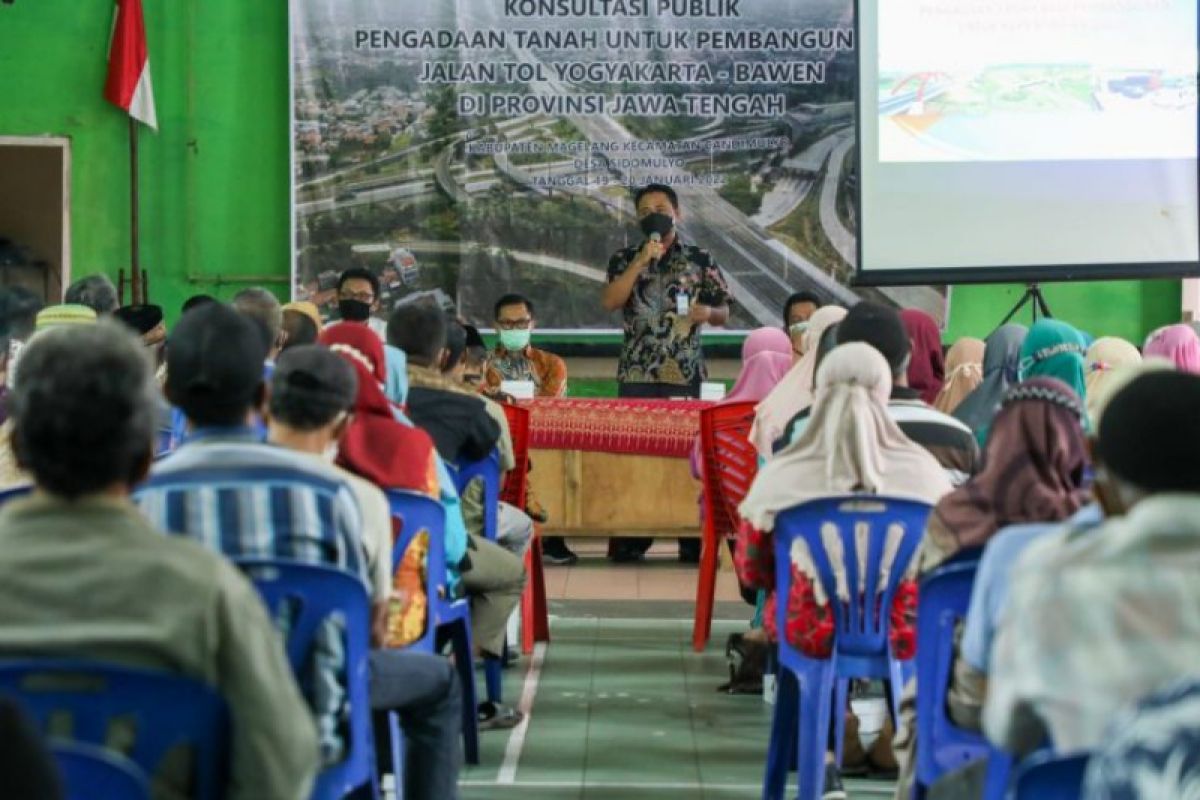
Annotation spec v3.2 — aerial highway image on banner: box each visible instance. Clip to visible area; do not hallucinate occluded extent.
[291,0,948,329]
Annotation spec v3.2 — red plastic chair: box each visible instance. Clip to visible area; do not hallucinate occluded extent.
[502,403,551,655]
[692,401,759,652]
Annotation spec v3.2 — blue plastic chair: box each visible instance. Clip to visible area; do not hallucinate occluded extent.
[387,490,480,766]
[0,659,229,800]
[52,740,152,800]
[763,495,934,800]
[449,450,501,544]
[912,559,992,797]
[1013,750,1090,799]
[447,453,506,707]
[235,559,377,800]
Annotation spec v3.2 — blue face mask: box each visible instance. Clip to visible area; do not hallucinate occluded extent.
[499,328,531,351]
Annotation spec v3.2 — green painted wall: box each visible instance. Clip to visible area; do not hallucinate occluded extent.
[0,1,291,318]
[0,2,1183,340]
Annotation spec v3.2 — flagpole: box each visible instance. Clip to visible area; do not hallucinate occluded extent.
[129,117,142,304]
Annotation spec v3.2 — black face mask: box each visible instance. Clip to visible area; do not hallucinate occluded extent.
[338,299,372,322]
[639,212,675,239]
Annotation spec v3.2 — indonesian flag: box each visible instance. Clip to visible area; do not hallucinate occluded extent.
[104,0,157,130]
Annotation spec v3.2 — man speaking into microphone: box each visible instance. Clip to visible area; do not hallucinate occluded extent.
[602,183,732,399]
[602,184,733,563]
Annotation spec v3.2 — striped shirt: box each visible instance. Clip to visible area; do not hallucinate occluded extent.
[774,387,980,485]
[135,427,368,587]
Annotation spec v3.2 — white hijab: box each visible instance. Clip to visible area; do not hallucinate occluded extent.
[739,343,953,603]
[749,305,847,457]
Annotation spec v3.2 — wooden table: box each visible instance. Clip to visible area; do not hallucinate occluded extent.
[521,398,709,538]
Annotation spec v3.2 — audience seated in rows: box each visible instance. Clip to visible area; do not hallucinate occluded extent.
[736,343,954,795]
[985,369,1200,755]
[774,303,980,485]
[892,376,1092,797]
[266,343,462,800]
[0,319,319,798]
[387,303,528,730]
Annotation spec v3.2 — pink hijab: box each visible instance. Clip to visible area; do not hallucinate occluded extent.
[750,305,847,456]
[726,328,794,403]
[900,309,945,404]
[1143,324,1200,374]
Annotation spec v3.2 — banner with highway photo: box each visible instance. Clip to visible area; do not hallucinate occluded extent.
[289,0,948,331]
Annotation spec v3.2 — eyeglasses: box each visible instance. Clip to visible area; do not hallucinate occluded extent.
[339,290,375,303]
[496,318,532,330]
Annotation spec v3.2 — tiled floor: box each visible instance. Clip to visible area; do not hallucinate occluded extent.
[457,546,897,799]
[540,538,747,603]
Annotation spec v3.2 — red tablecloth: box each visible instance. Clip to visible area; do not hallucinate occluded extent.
[524,398,712,459]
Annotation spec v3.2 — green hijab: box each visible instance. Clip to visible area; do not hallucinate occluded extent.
[1018,319,1090,424]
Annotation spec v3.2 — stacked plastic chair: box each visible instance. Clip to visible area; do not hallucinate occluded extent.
[693,401,759,651]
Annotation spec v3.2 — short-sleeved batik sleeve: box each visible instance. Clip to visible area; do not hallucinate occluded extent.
[697,255,732,307]
[607,248,635,283]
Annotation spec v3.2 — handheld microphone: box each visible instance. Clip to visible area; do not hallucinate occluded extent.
[649,232,661,269]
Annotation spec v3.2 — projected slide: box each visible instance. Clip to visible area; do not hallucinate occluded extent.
[858,0,1199,281]
[877,0,1198,162]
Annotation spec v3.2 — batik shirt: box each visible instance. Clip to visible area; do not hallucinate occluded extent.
[606,240,732,385]
[486,346,568,397]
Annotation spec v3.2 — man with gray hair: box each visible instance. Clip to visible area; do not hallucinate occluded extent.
[232,286,286,360]
[0,320,320,798]
[63,274,119,315]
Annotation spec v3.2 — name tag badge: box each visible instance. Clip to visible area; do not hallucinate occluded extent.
[700,382,727,401]
[501,380,536,400]
[676,292,689,316]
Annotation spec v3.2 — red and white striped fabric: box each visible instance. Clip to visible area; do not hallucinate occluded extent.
[104,0,157,130]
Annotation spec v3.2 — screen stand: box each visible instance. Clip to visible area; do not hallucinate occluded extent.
[998,283,1053,326]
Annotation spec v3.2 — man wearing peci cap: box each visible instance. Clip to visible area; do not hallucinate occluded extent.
[985,370,1200,756]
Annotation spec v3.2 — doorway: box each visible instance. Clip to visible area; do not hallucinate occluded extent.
[0,136,70,303]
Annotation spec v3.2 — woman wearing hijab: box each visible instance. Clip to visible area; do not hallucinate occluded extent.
[953,324,1027,446]
[934,338,985,415]
[895,378,1090,798]
[736,343,952,793]
[918,377,1091,574]
[690,327,792,476]
[737,342,953,654]
[749,305,847,457]
[1144,323,1200,373]
[1018,319,1088,397]
[1084,337,1142,422]
[900,309,945,405]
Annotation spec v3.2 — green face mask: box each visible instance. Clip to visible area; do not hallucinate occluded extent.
[499,328,532,351]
